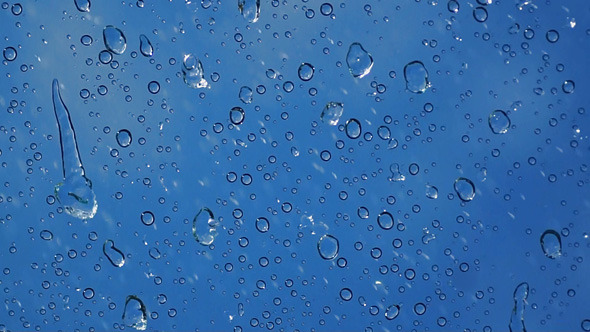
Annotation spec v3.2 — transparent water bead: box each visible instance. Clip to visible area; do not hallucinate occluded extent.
[320,102,344,125]
[346,42,373,78]
[182,53,208,89]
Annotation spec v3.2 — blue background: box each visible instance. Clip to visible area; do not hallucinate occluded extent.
[1,0,589,331]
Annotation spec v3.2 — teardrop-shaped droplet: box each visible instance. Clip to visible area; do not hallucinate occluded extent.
[74,0,91,12]
[103,239,125,267]
[540,230,562,259]
[488,110,511,134]
[139,34,153,57]
[320,102,344,126]
[52,79,97,220]
[238,0,260,23]
[317,234,339,260]
[404,61,430,94]
[103,25,127,55]
[454,177,475,202]
[192,207,218,246]
[346,42,373,78]
[182,54,208,89]
[122,295,147,330]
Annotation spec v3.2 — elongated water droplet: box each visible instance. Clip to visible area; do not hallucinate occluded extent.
[139,34,153,57]
[52,79,97,220]
[346,42,373,78]
[404,61,430,93]
[454,177,475,202]
[182,54,208,89]
[103,25,126,55]
[317,234,339,260]
[192,207,218,246]
[238,0,260,23]
[540,230,562,259]
[509,282,529,332]
[74,0,91,12]
[122,295,147,330]
[103,239,125,267]
[488,110,511,134]
[321,102,344,125]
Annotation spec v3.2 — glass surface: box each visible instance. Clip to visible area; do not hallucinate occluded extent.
[0,1,589,331]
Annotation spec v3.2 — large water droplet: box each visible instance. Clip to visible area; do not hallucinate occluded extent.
[238,0,260,23]
[74,0,91,12]
[425,185,438,199]
[3,46,17,61]
[52,79,97,220]
[139,34,153,57]
[346,42,373,78]
[454,177,475,202]
[192,207,218,246]
[509,282,529,332]
[116,129,132,148]
[317,234,339,260]
[298,63,315,81]
[103,240,125,267]
[540,230,562,259]
[103,25,127,55]
[473,7,488,22]
[320,102,344,126]
[256,217,270,233]
[182,54,208,89]
[488,110,510,134]
[345,118,361,139]
[385,305,400,320]
[122,295,147,330]
[404,61,430,93]
[377,211,394,230]
[239,86,253,104]
[389,163,405,182]
[230,107,245,125]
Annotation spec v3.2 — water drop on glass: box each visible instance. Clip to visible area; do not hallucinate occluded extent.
[454,177,475,202]
[74,0,91,12]
[385,305,400,320]
[346,42,373,79]
[317,234,339,260]
[182,53,208,89]
[116,129,132,148]
[238,0,260,23]
[98,50,112,64]
[540,230,562,259]
[345,118,361,139]
[473,7,488,22]
[546,29,559,43]
[298,63,315,81]
[447,0,459,13]
[377,211,394,230]
[3,47,17,61]
[488,110,510,134]
[426,185,438,199]
[103,25,127,55]
[122,295,147,330]
[239,86,253,104]
[321,102,344,126]
[139,34,153,57]
[141,211,155,226]
[230,107,245,125]
[192,207,218,246]
[147,81,160,94]
[404,61,430,94]
[256,217,270,233]
[80,35,93,46]
[320,3,333,16]
[103,240,125,267]
[562,80,575,94]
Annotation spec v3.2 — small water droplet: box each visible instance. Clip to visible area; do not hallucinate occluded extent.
[404,61,430,94]
[141,211,155,226]
[447,0,459,13]
[425,185,438,199]
[3,46,17,61]
[116,129,132,148]
[239,86,253,104]
[298,63,315,81]
[385,305,400,320]
[317,234,339,260]
[346,42,373,78]
[238,0,260,23]
[147,81,160,94]
[540,230,562,259]
[122,295,147,330]
[139,34,153,57]
[103,25,127,55]
[320,102,344,125]
[256,217,270,233]
[454,177,475,202]
[230,107,245,125]
[488,110,511,134]
[562,80,575,94]
[546,29,559,43]
[345,118,362,139]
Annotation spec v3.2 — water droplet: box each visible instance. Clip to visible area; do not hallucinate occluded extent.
[103,25,127,55]
[454,177,475,202]
[389,163,405,182]
[82,287,95,299]
[317,234,339,260]
[473,7,488,22]
[239,86,253,104]
[238,0,260,23]
[447,0,459,13]
[230,107,245,125]
[404,61,430,94]
[103,240,125,267]
[546,29,559,43]
[540,230,562,259]
[122,295,147,330]
[346,42,373,78]
[11,3,22,15]
[147,81,160,94]
[377,211,394,230]
[298,63,315,81]
[182,54,208,89]
[320,102,344,125]
[345,118,361,139]
[509,282,529,332]
[141,211,155,226]
[80,35,93,46]
[340,288,353,301]
[40,230,53,241]
[256,217,270,233]
[562,80,575,94]
[52,79,98,220]
[3,46,17,61]
[488,110,511,134]
[74,0,91,12]
[139,34,153,57]
[385,305,400,320]
[116,129,132,148]
[98,50,112,64]
[425,185,438,199]
[192,207,218,246]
